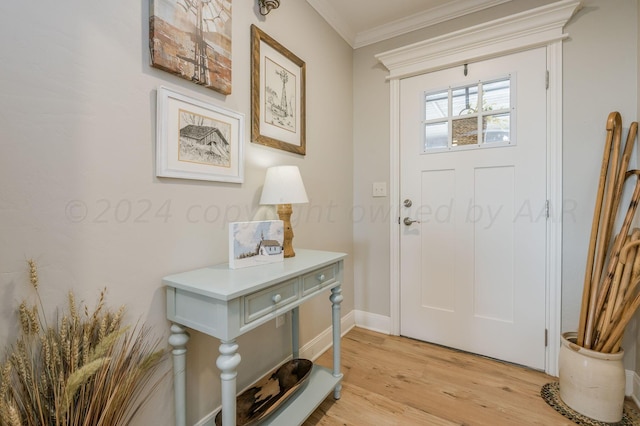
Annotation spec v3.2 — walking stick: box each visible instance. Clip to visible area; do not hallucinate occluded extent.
[579,112,622,347]
[590,170,640,348]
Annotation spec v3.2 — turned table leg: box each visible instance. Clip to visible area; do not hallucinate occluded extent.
[292,307,300,359]
[169,323,190,426]
[216,340,241,426]
[330,285,343,399]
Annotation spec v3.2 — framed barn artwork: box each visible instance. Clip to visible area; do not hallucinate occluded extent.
[251,25,306,155]
[156,86,244,183]
[150,0,232,95]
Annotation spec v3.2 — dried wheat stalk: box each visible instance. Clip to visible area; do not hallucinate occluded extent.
[0,260,168,426]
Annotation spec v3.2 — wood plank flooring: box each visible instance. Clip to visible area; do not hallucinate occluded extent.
[303,327,638,425]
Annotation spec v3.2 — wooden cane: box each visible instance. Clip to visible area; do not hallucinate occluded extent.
[600,291,640,353]
[612,123,638,201]
[605,121,637,255]
[594,281,638,352]
[599,240,626,339]
[612,335,624,353]
[598,124,637,305]
[594,124,640,351]
[578,112,622,346]
[631,229,640,282]
[593,302,609,347]
[583,113,623,347]
[587,170,640,348]
[614,260,640,326]
[597,234,634,346]
[600,126,639,350]
[593,119,635,344]
[605,255,640,349]
[611,231,640,319]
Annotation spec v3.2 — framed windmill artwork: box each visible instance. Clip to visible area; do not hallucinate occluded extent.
[150,0,232,95]
[251,25,306,155]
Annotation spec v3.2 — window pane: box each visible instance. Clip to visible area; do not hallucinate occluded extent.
[425,90,448,120]
[452,116,477,146]
[483,113,510,143]
[425,122,448,150]
[483,79,510,111]
[452,85,478,116]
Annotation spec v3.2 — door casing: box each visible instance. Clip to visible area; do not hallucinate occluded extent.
[376,0,581,376]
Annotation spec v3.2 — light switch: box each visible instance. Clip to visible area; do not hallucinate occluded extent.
[372,182,387,197]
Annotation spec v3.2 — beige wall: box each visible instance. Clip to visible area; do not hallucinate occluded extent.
[0,0,353,424]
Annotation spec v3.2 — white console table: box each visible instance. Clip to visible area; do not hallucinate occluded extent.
[163,249,346,426]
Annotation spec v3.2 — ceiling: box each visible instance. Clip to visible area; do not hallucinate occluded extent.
[305,0,513,49]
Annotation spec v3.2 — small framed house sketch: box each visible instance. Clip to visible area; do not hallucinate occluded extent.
[156,86,244,183]
[229,220,284,269]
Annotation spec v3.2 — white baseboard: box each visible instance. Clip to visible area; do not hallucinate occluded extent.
[632,371,640,407]
[299,309,356,361]
[195,410,215,426]
[195,310,356,426]
[626,369,635,397]
[354,310,391,334]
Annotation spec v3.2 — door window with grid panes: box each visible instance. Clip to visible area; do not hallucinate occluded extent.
[423,76,513,152]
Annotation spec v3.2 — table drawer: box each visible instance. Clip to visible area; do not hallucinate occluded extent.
[244,278,299,324]
[302,264,337,296]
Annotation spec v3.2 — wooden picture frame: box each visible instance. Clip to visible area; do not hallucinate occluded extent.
[149,0,232,95]
[156,86,244,183]
[251,25,306,155]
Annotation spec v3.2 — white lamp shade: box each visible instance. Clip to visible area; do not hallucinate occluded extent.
[260,165,309,205]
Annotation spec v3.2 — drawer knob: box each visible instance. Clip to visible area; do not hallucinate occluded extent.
[318,274,326,281]
[272,294,282,303]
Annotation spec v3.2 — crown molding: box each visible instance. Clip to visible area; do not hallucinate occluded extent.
[307,0,514,49]
[306,0,357,47]
[354,0,511,49]
[376,0,581,79]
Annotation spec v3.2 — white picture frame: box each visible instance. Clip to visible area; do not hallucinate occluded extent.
[156,86,244,183]
[229,220,284,269]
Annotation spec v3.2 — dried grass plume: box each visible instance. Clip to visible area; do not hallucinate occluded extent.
[0,260,167,426]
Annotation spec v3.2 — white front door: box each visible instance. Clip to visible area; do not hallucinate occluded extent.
[399,47,548,370]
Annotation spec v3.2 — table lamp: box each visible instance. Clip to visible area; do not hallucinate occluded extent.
[260,165,309,258]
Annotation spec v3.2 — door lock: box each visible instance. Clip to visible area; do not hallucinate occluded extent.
[403,217,420,226]
[403,199,413,208]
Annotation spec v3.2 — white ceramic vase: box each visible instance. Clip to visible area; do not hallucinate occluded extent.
[558,331,625,423]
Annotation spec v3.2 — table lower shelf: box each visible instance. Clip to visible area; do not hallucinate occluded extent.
[258,364,340,426]
[205,364,341,426]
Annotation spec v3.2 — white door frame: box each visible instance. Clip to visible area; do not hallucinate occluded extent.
[376,0,580,376]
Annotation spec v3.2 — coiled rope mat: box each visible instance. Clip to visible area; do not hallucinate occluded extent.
[541,382,640,425]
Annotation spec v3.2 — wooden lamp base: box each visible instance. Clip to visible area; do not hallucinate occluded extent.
[277,203,296,258]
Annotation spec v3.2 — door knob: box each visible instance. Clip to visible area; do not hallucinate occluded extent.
[403,217,420,226]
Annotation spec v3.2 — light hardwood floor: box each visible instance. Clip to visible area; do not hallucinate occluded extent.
[303,327,638,425]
